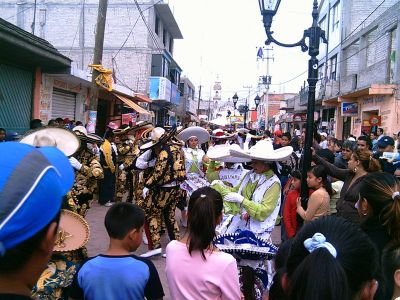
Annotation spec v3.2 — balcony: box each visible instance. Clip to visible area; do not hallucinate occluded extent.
[149,76,180,105]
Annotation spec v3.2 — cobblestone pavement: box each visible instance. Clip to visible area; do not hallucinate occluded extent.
[86,202,281,300]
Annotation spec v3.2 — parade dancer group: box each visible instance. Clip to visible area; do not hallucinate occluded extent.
[2,121,400,300]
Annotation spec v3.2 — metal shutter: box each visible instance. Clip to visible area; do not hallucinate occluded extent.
[51,88,76,120]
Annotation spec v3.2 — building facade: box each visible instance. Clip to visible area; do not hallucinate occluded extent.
[1,0,183,127]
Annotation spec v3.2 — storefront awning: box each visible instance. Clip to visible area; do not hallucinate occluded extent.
[133,93,152,103]
[114,93,151,115]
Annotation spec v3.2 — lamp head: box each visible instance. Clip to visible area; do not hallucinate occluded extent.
[254,95,261,108]
[232,93,239,108]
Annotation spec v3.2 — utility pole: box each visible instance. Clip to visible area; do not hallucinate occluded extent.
[88,0,108,133]
[258,47,273,131]
[31,0,37,34]
[197,85,202,116]
[243,85,252,128]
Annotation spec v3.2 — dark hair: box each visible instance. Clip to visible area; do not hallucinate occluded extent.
[359,172,400,241]
[330,138,339,146]
[0,128,5,133]
[104,203,145,239]
[282,132,292,140]
[290,170,302,180]
[30,119,43,129]
[286,217,379,300]
[352,149,381,173]
[47,119,57,126]
[357,135,373,150]
[316,149,335,164]
[378,128,384,134]
[0,212,60,273]
[104,130,114,140]
[269,239,293,300]
[308,165,333,195]
[342,140,357,152]
[382,240,400,298]
[187,187,223,260]
[75,121,83,126]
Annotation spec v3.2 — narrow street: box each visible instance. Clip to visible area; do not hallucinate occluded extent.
[85,202,281,300]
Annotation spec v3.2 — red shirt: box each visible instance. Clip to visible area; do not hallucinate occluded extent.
[283,189,300,238]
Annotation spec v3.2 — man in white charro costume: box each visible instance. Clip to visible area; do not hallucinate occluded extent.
[212,139,293,240]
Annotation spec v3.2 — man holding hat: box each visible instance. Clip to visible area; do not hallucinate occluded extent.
[0,142,74,299]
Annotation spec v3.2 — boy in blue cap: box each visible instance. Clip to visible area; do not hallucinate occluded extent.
[0,142,74,299]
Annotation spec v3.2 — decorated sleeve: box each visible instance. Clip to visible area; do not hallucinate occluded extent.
[145,149,169,187]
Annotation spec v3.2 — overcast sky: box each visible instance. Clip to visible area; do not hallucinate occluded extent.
[168,0,315,102]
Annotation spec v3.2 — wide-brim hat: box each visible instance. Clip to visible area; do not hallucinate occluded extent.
[73,126,104,144]
[53,209,90,252]
[177,126,210,144]
[230,139,293,162]
[20,127,80,157]
[211,131,236,140]
[113,121,153,136]
[214,230,278,261]
[207,144,252,163]
[140,127,170,151]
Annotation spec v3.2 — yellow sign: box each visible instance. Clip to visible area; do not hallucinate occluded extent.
[89,64,113,91]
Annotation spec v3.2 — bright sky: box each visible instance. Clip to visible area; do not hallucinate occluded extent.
[168,0,315,102]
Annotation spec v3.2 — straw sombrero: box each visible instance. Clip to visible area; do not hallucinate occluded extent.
[73,126,104,144]
[177,126,210,144]
[113,121,153,136]
[139,127,166,150]
[230,139,293,162]
[19,127,80,157]
[207,144,251,163]
[53,210,90,252]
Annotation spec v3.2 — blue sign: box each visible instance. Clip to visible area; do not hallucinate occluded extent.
[341,102,358,116]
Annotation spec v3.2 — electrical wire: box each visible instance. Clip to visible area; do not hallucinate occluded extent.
[5,6,31,21]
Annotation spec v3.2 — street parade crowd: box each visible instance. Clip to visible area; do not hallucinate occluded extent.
[1,118,400,300]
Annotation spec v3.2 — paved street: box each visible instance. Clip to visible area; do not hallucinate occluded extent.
[85,202,281,300]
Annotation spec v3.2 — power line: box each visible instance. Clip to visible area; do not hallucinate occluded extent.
[5,6,31,21]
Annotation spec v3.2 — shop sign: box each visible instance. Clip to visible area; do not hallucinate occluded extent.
[341,102,358,116]
[229,116,244,123]
[149,77,172,102]
[87,110,97,133]
[293,113,307,122]
[369,116,381,126]
[122,113,136,125]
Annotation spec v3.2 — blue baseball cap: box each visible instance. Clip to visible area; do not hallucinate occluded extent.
[377,136,395,148]
[0,142,74,255]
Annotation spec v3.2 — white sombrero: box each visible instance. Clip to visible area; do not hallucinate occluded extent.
[19,127,80,157]
[207,144,251,163]
[177,126,210,144]
[139,127,166,150]
[230,139,293,162]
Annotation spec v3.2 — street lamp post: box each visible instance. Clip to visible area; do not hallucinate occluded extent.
[257,0,327,201]
[233,93,261,129]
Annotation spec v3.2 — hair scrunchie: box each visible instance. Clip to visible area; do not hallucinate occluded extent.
[304,232,337,258]
[392,191,400,200]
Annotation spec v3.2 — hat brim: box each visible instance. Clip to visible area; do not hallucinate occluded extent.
[211,134,236,140]
[207,144,251,163]
[230,143,293,162]
[178,126,210,144]
[20,127,80,157]
[53,210,90,252]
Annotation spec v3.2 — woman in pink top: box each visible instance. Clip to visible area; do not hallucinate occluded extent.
[297,165,331,223]
[166,187,241,300]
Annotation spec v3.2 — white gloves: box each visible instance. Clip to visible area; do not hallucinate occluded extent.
[211,180,225,186]
[224,192,244,204]
[119,164,125,171]
[69,157,82,171]
[245,133,252,144]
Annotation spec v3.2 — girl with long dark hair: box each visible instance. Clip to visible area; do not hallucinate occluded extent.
[166,187,241,299]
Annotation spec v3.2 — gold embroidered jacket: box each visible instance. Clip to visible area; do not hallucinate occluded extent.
[145,144,186,188]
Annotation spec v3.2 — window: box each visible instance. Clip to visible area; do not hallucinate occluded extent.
[163,29,167,46]
[319,16,327,33]
[155,16,160,36]
[318,63,325,83]
[389,28,397,83]
[179,83,184,97]
[169,37,174,54]
[331,2,339,31]
[329,55,337,80]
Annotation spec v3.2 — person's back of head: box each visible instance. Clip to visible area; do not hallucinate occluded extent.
[359,172,400,241]
[48,119,57,127]
[187,187,223,260]
[382,240,400,299]
[104,202,145,251]
[352,149,381,173]
[30,119,43,129]
[285,216,379,300]
[0,142,74,295]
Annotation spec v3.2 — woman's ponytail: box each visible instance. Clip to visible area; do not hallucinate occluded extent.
[187,187,223,259]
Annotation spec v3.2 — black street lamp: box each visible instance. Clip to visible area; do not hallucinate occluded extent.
[257,0,327,200]
[233,93,260,128]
